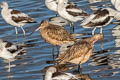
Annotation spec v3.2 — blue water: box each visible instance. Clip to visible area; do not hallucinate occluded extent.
[0,0,120,80]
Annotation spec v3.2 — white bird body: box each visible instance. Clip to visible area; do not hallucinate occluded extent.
[57,0,88,22]
[1,8,25,27]
[0,39,26,72]
[49,16,69,26]
[111,0,120,11]
[0,2,35,37]
[45,67,78,80]
[0,39,26,60]
[45,0,68,12]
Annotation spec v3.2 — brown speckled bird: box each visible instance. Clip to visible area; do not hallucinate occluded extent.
[35,20,76,57]
[57,34,103,72]
[35,20,75,46]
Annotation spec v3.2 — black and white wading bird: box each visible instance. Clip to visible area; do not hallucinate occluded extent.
[44,67,78,80]
[57,0,88,33]
[0,39,26,72]
[0,2,36,39]
[81,7,119,35]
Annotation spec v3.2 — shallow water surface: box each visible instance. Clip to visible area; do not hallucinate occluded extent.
[0,0,120,80]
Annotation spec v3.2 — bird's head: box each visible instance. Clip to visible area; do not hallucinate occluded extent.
[35,20,49,31]
[46,67,57,73]
[0,2,8,9]
[85,34,104,44]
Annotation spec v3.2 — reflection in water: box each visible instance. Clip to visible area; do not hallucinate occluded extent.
[111,24,120,69]
[87,24,120,77]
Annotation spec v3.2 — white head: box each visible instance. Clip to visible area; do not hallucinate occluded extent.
[46,67,56,73]
[0,2,8,9]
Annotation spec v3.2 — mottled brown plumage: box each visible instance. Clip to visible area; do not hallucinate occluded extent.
[35,20,75,46]
[57,34,103,64]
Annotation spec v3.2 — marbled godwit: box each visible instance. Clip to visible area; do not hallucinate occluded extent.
[35,20,75,57]
[0,39,26,72]
[81,8,116,35]
[57,34,103,72]
[45,67,78,80]
[57,0,88,33]
[0,2,36,38]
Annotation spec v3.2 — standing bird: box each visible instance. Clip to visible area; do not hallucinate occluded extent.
[0,2,36,39]
[111,0,120,11]
[35,20,75,57]
[81,8,116,35]
[44,67,78,80]
[57,0,88,33]
[57,34,103,72]
[0,39,26,72]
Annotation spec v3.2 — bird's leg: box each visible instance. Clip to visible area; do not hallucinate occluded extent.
[70,22,74,34]
[56,46,60,58]
[99,27,104,50]
[8,60,11,72]
[92,27,96,35]
[100,27,103,34]
[52,46,55,61]
[78,64,82,74]
[15,27,18,43]
[21,26,26,44]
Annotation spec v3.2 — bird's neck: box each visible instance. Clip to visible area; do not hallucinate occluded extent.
[45,72,52,80]
[58,0,65,10]
[2,6,8,11]
[84,38,97,45]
